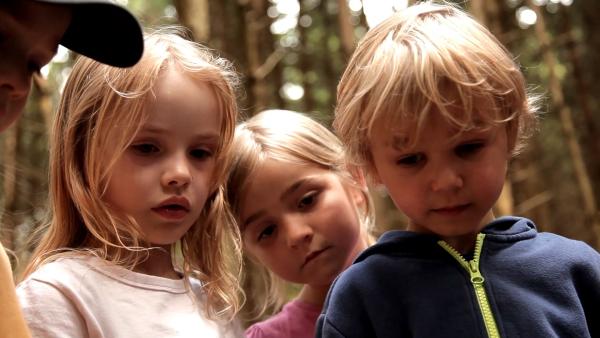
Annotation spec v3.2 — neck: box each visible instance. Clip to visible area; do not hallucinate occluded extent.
[133,245,180,280]
[297,283,330,307]
[297,235,369,307]
[441,210,496,254]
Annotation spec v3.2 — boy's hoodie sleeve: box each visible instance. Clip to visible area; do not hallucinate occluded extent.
[576,243,600,337]
[315,268,374,338]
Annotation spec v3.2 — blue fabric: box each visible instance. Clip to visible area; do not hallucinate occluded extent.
[316,216,600,338]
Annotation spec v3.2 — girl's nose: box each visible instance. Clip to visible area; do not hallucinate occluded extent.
[161,155,192,188]
[284,219,314,249]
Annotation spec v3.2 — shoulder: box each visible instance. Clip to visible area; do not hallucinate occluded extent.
[486,216,599,259]
[18,255,95,291]
[17,258,89,337]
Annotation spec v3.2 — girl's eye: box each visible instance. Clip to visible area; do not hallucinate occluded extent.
[456,142,484,157]
[131,143,159,155]
[257,224,276,242]
[190,148,213,160]
[298,192,318,210]
[396,153,425,167]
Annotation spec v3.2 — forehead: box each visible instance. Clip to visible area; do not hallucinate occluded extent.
[0,1,71,55]
[0,0,70,27]
[373,112,494,150]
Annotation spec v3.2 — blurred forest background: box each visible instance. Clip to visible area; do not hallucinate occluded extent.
[1,0,599,323]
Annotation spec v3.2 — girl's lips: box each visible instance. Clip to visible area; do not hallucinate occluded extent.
[152,206,189,220]
[301,246,332,269]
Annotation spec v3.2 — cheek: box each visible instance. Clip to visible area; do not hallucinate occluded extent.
[472,162,507,201]
[249,246,296,279]
[384,177,422,213]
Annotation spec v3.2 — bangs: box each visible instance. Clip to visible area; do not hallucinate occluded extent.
[359,10,526,146]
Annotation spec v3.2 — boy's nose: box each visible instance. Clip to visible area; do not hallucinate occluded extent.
[430,166,463,192]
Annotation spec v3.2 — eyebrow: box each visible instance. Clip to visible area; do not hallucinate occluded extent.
[139,125,221,142]
[242,177,315,229]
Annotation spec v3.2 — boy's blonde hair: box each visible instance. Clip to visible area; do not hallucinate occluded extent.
[226,109,374,318]
[24,27,242,320]
[334,2,539,173]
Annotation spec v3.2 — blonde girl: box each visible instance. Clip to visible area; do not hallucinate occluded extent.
[17,28,243,337]
[226,110,374,338]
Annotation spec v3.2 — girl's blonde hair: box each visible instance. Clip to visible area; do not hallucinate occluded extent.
[334,1,539,173]
[24,27,243,320]
[226,109,375,318]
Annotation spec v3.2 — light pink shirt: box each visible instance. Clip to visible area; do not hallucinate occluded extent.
[245,299,321,338]
[17,255,242,338]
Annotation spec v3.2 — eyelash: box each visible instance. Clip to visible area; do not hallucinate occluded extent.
[395,141,486,167]
[298,191,319,210]
[257,224,276,242]
[131,143,159,155]
[254,190,320,242]
[455,142,485,157]
[130,143,214,159]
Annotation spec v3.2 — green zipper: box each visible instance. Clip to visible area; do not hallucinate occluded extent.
[438,233,501,338]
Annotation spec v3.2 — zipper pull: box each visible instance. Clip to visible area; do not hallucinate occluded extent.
[468,260,484,284]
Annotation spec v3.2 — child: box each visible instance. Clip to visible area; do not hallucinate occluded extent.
[16,28,243,337]
[226,110,374,338]
[2,1,142,336]
[317,2,600,338]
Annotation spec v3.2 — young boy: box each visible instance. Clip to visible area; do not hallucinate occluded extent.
[316,2,600,338]
[1,1,143,336]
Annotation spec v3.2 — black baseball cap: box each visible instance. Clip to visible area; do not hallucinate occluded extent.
[35,0,144,68]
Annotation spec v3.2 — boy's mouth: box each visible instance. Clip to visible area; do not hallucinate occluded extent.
[431,204,470,214]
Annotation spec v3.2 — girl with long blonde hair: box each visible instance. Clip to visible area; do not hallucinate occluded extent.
[17,28,244,337]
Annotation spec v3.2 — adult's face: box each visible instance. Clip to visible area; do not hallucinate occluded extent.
[0,0,71,131]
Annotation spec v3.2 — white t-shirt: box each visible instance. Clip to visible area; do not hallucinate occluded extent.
[17,255,242,338]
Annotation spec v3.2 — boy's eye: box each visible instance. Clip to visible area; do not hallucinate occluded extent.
[257,224,277,242]
[131,143,159,155]
[190,148,213,160]
[455,142,484,157]
[396,153,425,167]
[298,192,318,210]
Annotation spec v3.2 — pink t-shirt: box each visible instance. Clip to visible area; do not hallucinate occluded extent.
[245,299,321,338]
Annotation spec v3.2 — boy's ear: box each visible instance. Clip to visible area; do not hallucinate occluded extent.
[349,166,368,189]
[346,166,368,207]
[506,123,519,154]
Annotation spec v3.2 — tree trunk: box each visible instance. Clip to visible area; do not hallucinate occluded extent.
[528,1,600,247]
[172,0,210,42]
[337,0,355,59]
[0,125,18,252]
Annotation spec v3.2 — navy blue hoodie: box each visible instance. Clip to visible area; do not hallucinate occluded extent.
[316,217,600,338]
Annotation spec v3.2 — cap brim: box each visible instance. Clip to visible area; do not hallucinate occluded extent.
[37,0,143,68]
